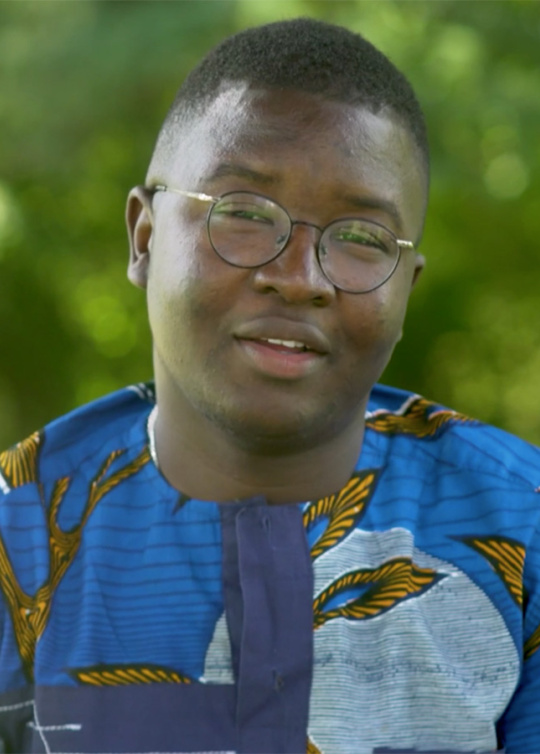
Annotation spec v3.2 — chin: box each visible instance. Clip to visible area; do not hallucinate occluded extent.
[205,396,354,455]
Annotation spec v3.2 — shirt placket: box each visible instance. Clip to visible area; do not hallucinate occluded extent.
[221,501,314,754]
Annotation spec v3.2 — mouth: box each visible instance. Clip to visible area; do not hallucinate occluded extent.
[234,322,329,380]
[257,337,311,353]
[236,338,323,380]
[234,317,331,356]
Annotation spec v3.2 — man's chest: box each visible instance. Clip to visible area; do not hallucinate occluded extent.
[28,493,519,753]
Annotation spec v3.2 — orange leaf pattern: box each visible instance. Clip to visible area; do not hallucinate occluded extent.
[313,557,445,629]
[524,623,540,661]
[306,736,323,754]
[69,663,193,686]
[0,431,42,489]
[459,536,525,606]
[0,444,151,680]
[366,396,474,438]
[303,470,379,560]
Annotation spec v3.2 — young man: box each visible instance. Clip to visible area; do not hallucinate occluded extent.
[1,17,540,754]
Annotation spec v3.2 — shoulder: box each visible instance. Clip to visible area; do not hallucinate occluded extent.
[0,382,156,497]
[0,384,156,693]
[366,384,540,491]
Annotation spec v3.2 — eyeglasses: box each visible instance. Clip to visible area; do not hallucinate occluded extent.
[152,186,415,294]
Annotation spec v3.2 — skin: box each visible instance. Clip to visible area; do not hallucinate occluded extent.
[126,85,426,504]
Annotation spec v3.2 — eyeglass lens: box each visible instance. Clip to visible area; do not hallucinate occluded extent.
[208,192,399,293]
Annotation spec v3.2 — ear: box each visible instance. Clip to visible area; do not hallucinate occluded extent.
[126,186,154,290]
[410,252,425,290]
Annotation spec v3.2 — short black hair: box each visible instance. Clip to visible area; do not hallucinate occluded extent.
[151,17,429,177]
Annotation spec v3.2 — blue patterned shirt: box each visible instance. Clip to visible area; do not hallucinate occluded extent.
[1,383,540,753]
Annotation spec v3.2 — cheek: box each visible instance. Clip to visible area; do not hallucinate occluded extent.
[147,213,219,312]
[146,220,236,351]
[378,285,412,332]
[377,260,418,330]
[145,228,198,350]
[149,216,206,283]
[340,279,413,369]
[345,294,407,345]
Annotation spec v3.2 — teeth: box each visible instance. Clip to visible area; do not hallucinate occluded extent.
[263,338,306,349]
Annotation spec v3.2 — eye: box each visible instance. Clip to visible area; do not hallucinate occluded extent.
[214,201,275,225]
[331,222,391,254]
[335,228,382,247]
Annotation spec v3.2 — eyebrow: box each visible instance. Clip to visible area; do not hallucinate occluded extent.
[341,193,404,231]
[207,162,277,186]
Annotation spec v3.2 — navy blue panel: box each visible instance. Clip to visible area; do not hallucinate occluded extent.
[230,502,313,753]
[32,684,236,753]
[373,750,505,753]
[0,686,34,753]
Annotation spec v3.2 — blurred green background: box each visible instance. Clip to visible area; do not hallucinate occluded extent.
[1,0,539,448]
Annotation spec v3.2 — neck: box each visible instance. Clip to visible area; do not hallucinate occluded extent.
[150,392,367,505]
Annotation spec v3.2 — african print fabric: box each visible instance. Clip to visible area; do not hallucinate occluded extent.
[1,382,540,753]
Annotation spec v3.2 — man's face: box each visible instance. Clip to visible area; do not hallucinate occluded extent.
[127,86,426,452]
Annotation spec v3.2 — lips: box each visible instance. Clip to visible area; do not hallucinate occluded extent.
[233,317,330,379]
[234,317,331,355]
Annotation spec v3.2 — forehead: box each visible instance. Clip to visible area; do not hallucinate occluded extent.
[157,85,427,238]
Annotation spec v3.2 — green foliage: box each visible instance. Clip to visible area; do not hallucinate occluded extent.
[1,0,539,447]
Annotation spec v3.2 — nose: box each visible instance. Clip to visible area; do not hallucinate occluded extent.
[251,221,336,305]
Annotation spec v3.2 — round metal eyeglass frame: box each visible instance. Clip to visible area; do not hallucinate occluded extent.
[151,185,415,294]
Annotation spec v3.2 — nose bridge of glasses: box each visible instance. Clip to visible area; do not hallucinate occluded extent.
[255,215,335,301]
[280,218,322,251]
[290,218,323,235]
[271,218,333,290]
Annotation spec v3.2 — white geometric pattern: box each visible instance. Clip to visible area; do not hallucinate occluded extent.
[308,527,519,753]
